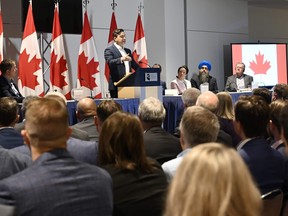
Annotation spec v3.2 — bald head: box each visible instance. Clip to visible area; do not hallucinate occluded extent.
[196,91,219,113]
[77,98,97,120]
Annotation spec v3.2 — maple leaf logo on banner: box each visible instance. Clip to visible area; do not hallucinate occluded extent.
[19,50,41,89]
[249,51,271,75]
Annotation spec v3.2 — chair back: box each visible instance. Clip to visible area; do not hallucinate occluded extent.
[261,189,283,216]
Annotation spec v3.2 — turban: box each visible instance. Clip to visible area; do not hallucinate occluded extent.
[198,60,212,71]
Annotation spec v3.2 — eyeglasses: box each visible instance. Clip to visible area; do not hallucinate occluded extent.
[201,67,208,70]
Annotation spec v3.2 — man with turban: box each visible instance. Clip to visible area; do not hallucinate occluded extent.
[190,60,218,93]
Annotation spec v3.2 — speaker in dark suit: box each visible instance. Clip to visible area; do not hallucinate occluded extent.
[104,29,139,98]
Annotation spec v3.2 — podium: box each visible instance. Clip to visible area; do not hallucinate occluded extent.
[114,68,162,101]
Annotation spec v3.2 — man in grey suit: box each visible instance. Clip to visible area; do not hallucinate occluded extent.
[0,98,113,216]
[71,97,99,142]
[225,62,253,92]
[104,28,139,98]
[0,146,31,180]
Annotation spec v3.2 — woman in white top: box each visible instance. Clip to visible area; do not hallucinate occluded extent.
[170,65,191,95]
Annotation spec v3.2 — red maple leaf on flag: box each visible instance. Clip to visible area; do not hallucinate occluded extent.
[249,51,271,75]
[18,49,41,89]
[78,51,99,89]
[50,52,68,89]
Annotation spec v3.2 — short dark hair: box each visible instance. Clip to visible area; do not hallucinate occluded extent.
[112,28,124,38]
[273,84,288,100]
[252,88,272,104]
[96,100,122,123]
[0,59,15,75]
[0,97,19,126]
[235,95,269,137]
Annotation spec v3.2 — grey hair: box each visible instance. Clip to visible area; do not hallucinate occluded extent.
[182,88,201,107]
[138,97,166,124]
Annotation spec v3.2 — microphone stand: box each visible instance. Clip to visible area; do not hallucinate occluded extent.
[80,78,93,98]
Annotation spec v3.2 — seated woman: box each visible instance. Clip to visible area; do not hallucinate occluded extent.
[170,65,191,95]
[216,92,241,148]
[98,112,168,216]
[164,143,262,216]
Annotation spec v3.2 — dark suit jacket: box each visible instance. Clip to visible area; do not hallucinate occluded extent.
[190,73,218,93]
[0,128,24,149]
[71,117,99,142]
[104,44,139,91]
[144,126,182,164]
[0,149,113,216]
[225,74,253,91]
[161,81,167,95]
[0,75,24,103]
[0,146,31,180]
[239,137,285,195]
[12,137,98,165]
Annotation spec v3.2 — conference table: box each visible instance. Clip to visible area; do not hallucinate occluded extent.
[67,91,253,134]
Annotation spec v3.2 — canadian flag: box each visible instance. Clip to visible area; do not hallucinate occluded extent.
[232,44,287,86]
[132,13,148,68]
[18,1,44,97]
[77,11,101,99]
[0,2,3,66]
[104,12,117,90]
[50,3,72,99]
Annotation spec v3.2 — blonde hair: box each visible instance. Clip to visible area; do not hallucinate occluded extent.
[216,92,235,120]
[164,143,262,216]
[25,98,69,148]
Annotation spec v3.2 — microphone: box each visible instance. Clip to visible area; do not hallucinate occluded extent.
[80,78,93,98]
[139,61,151,68]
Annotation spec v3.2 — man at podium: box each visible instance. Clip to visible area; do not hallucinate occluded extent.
[104,29,139,98]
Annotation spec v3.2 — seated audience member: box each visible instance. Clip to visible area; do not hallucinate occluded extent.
[45,92,90,141]
[190,60,218,93]
[0,59,24,103]
[164,143,262,216]
[0,146,31,180]
[268,100,287,156]
[268,100,288,200]
[174,88,201,136]
[170,65,191,95]
[99,112,168,216]
[12,136,98,166]
[196,91,233,147]
[14,95,39,133]
[252,87,272,104]
[216,92,241,148]
[138,97,181,164]
[235,95,285,195]
[152,63,167,95]
[71,97,99,142]
[14,94,99,165]
[225,62,253,92]
[0,97,24,149]
[162,106,219,182]
[0,98,113,215]
[94,100,123,133]
[272,83,288,101]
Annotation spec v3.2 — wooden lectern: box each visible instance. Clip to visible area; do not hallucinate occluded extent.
[114,68,162,101]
